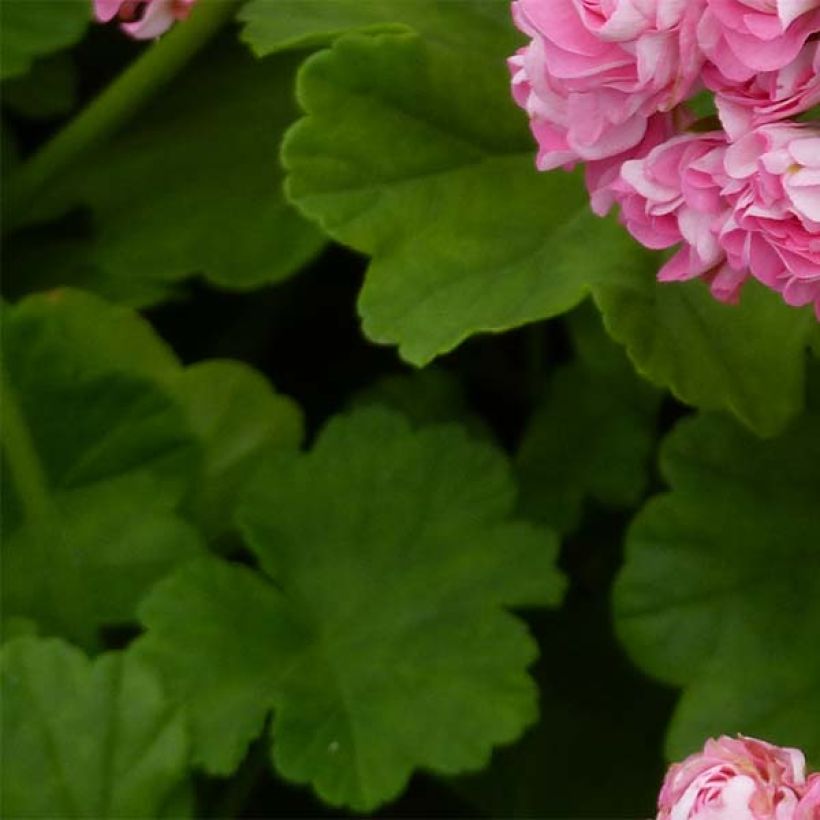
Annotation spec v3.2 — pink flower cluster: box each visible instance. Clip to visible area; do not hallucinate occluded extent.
[510,0,820,317]
[657,735,819,819]
[93,0,196,39]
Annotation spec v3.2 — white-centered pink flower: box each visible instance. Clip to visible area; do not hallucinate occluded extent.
[93,0,196,39]
[509,0,706,168]
[657,735,811,820]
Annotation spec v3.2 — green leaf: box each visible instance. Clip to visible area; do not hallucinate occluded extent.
[2,290,203,647]
[2,52,78,119]
[593,273,815,437]
[17,41,324,304]
[138,407,565,811]
[172,359,304,538]
[614,410,820,764]
[284,30,650,365]
[0,0,88,81]
[1,637,189,818]
[517,304,660,533]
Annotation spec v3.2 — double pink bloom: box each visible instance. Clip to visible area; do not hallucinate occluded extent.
[510,0,820,317]
[93,0,196,39]
[657,735,819,819]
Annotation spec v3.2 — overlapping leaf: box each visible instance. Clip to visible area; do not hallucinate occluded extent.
[137,407,565,810]
[11,41,324,304]
[1,291,201,646]
[614,410,820,763]
[0,0,88,80]
[1,289,302,645]
[1,637,189,818]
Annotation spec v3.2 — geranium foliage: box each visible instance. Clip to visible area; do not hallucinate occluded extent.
[1,0,818,816]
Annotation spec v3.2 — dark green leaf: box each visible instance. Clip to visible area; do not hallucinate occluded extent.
[614,410,820,763]
[517,304,660,533]
[138,407,565,810]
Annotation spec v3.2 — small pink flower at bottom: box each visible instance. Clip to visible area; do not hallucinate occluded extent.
[657,735,808,820]
[94,0,196,39]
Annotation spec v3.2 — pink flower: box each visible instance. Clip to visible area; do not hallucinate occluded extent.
[704,42,820,138]
[796,775,820,819]
[657,735,808,820]
[509,0,706,169]
[93,0,196,39]
[719,122,820,316]
[698,0,820,82]
[610,130,749,302]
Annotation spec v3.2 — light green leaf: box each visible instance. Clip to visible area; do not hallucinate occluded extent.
[594,273,815,437]
[138,407,565,811]
[173,359,304,538]
[517,304,660,533]
[1,637,189,818]
[16,41,324,304]
[614,410,820,764]
[240,0,514,55]
[284,30,650,365]
[0,0,88,80]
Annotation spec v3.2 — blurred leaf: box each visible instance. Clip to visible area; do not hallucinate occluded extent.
[594,274,815,437]
[517,304,660,533]
[16,41,324,304]
[0,0,88,81]
[1,637,189,818]
[284,31,650,365]
[351,366,490,437]
[3,53,78,119]
[172,360,304,538]
[240,0,514,55]
[138,407,565,811]
[614,410,820,764]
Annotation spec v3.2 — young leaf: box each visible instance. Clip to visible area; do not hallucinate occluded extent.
[137,407,565,811]
[517,304,660,533]
[614,411,820,763]
[0,0,88,80]
[14,42,324,304]
[593,274,815,437]
[284,30,651,365]
[1,637,189,818]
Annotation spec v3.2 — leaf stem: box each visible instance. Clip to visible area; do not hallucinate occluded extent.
[4,0,238,231]
[0,357,51,521]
